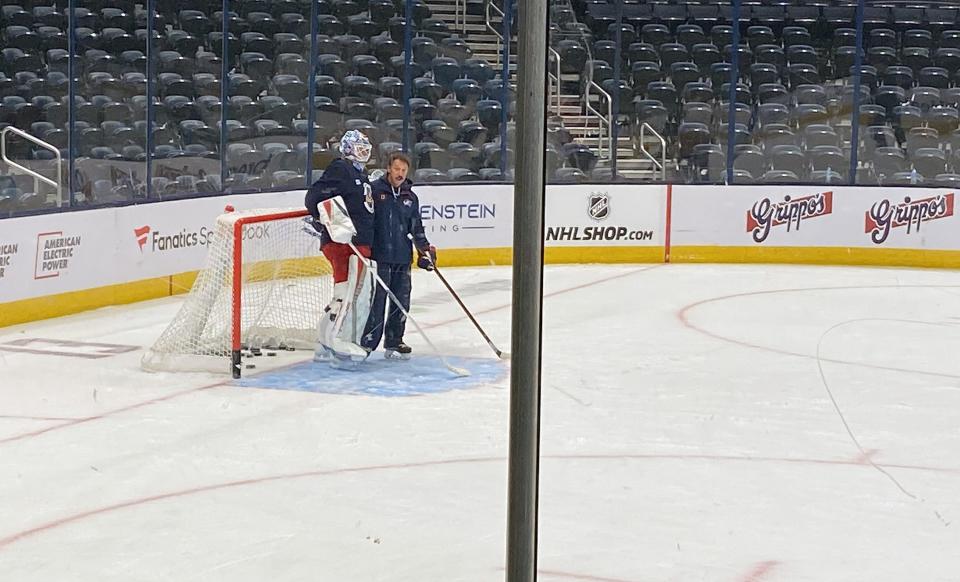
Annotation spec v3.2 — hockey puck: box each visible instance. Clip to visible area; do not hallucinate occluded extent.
[245,364,256,369]
[267,352,277,357]
[251,349,262,356]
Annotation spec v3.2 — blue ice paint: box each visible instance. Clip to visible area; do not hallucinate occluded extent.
[234,354,505,397]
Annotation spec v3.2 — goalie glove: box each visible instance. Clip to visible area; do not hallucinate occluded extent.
[305,215,324,233]
[417,245,437,271]
[317,195,357,244]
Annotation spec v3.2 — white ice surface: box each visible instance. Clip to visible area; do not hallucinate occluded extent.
[1,263,959,581]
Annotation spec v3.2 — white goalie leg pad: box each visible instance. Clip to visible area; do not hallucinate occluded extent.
[314,281,347,361]
[343,254,375,344]
[321,256,374,361]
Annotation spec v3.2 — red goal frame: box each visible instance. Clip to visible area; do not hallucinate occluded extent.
[230,208,311,378]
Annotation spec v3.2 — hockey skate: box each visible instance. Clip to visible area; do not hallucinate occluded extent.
[313,345,333,363]
[384,342,412,361]
[316,304,370,370]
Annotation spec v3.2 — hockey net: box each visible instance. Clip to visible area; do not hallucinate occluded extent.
[142,207,333,376]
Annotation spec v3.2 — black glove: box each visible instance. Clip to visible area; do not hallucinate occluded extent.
[417,245,437,271]
[305,215,324,233]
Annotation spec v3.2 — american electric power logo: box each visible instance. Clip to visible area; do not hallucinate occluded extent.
[746,191,834,243]
[34,231,81,279]
[0,241,17,280]
[134,223,271,252]
[864,193,955,244]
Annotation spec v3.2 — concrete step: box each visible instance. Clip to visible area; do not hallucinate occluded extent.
[596,158,657,167]
[562,117,606,126]
[564,125,606,132]
[597,165,659,174]
[469,33,503,42]
[563,121,606,128]
[472,47,508,56]
[577,135,631,143]
[472,50,513,59]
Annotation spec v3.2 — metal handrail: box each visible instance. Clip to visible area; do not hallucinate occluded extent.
[486,0,505,67]
[584,79,613,160]
[548,47,562,116]
[0,126,63,206]
[639,122,667,181]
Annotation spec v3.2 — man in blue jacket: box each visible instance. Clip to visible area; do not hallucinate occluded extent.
[362,152,436,359]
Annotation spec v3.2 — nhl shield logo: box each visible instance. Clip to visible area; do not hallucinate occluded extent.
[588,192,610,221]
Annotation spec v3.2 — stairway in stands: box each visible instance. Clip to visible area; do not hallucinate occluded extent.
[425,0,663,180]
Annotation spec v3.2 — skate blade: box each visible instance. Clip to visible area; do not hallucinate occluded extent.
[384,350,411,361]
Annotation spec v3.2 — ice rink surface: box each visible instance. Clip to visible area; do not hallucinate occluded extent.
[1,263,959,581]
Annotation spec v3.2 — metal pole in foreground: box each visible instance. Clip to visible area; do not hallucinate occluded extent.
[506,0,548,576]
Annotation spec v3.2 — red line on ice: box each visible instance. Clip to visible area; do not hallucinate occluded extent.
[0,453,956,551]
[738,560,779,581]
[677,284,960,379]
[0,415,84,421]
[0,267,658,446]
[425,265,660,329]
[853,448,880,464]
[0,382,226,445]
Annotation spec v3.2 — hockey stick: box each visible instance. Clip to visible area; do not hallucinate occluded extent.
[302,217,470,378]
[410,234,510,360]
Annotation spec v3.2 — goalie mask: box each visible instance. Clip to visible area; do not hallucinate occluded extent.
[340,130,372,166]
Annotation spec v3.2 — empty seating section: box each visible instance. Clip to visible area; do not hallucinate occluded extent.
[7,0,960,217]
[555,0,960,186]
[0,0,531,215]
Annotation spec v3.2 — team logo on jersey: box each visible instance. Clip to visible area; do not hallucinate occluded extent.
[864,193,954,244]
[588,192,610,221]
[363,182,374,213]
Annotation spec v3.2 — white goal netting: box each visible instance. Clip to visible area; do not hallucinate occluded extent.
[142,208,333,374]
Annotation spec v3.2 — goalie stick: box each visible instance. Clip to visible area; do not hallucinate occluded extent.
[410,234,510,360]
[302,216,470,378]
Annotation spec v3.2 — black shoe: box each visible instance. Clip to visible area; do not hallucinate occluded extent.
[385,342,411,354]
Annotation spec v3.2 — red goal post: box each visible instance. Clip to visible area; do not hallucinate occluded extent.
[143,207,333,378]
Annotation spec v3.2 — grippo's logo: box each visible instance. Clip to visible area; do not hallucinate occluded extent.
[746,191,834,243]
[865,193,954,244]
[588,192,609,221]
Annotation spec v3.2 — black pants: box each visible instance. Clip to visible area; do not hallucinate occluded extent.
[362,262,411,350]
